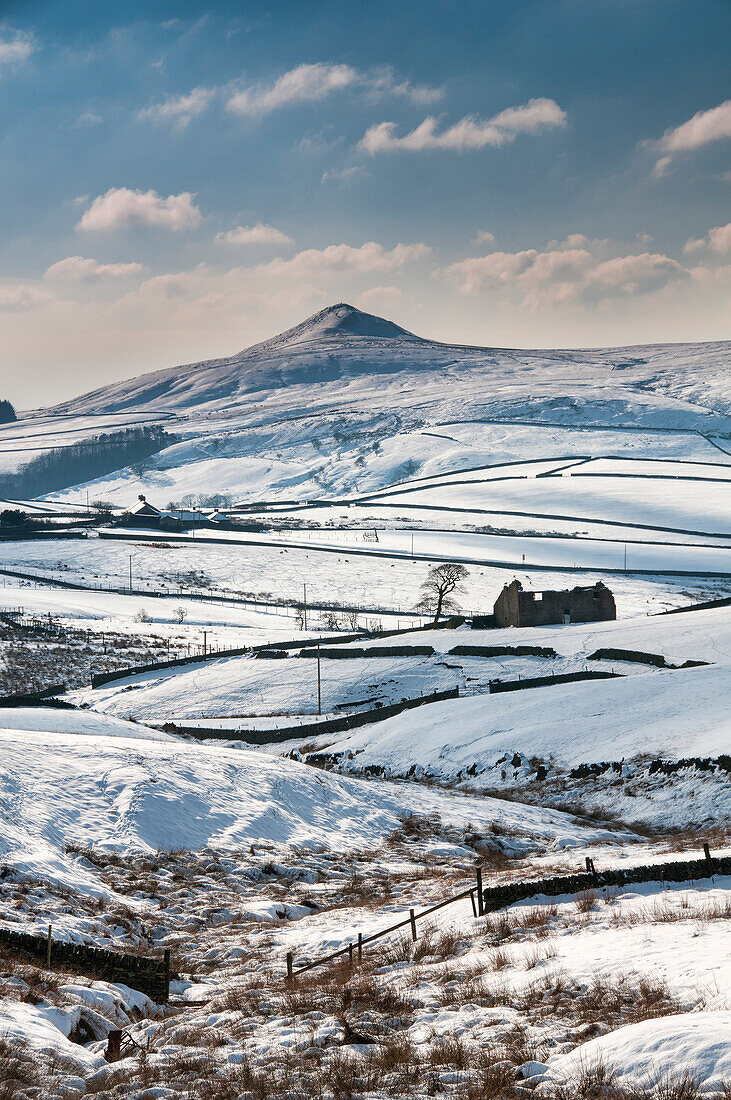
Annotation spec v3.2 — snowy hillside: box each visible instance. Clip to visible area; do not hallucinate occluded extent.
[0,303,725,513]
[0,304,730,1097]
[0,718,612,895]
[44,304,731,427]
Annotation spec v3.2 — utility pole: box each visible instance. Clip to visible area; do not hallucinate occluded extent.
[624,545,627,572]
[203,630,207,656]
[411,532,414,560]
[128,555,132,593]
[303,583,308,631]
[316,643,321,715]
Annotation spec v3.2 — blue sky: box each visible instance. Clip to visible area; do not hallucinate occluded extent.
[1,0,729,406]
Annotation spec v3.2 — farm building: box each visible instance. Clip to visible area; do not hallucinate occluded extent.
[123,495,162,527]
[494,579,616,628]
[120,496,208,530]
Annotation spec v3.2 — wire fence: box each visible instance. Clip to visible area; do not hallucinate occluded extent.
[0,566,462,625]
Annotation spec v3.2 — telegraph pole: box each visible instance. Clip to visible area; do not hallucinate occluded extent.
[203,630,207,656]
[303,583,308,631]
[128,555,132,593]
[316,642,321,715]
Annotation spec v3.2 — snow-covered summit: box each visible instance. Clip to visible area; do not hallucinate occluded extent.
[41,302,730,432]
[249,302,422,350]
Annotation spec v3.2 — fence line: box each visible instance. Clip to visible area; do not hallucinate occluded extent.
[487,669,621,694]
[88,630,369,689]
[86,618,464,691]
[0,565,460,623]
[283,847,728,984]
[286,867,486,983]
[0,926,171,1002]
[480,848,731,911]
[165,686,460,745]
[0,683,68,707]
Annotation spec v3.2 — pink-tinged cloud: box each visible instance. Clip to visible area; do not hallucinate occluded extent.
[77,188,202,233]
[258,241,430,277]
[44,256,144,282]
[684,221,731,255]
[215,224,294,247]
[0,284,53,312]
[443,237,688,308]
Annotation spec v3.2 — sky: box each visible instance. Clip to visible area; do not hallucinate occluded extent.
[0,0,729,408]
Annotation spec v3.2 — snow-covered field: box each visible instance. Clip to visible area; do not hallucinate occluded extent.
[64,602,725,721]
[1,306,730,1096]
[2,534,727,625]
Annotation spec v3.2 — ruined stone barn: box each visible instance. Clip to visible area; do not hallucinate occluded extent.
[494,579,616,628]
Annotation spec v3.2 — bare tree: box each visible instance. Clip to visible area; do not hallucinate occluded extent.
[173,607,187,625]
[415,563,469,623]
[344,609,360,631]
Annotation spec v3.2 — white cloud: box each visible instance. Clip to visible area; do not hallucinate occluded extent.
[226,61,442,116]
[0,30,35,69]
[475,230,496,248]
[321,165,368,184]
[108,241,430,329]
[44,256,144,282]
[652,100,731,175]
[138,87,215,128]
[227,62,357,116]
[360,97,567,153]
[109,242,430,336]
[77,188,202,232]
[258,240,431,278]
[0,284,52,312]
[684,221,731,255]
[355,285,404,312]
[215,223,294,248]
[365,66,443,106]
[443,235,688,308]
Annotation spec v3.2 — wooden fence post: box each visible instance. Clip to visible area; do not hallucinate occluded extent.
[476,868,484,916]
[348,943,354,968]
[409,908,417,941]
[286,952,293,984]
[104,1029,122,1064]
[357,932,363,962]
[46,924,52,968]
[163,949,170,1003]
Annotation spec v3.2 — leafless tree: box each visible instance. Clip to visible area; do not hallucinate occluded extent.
[173,607,187,624]
[415,563,469,623]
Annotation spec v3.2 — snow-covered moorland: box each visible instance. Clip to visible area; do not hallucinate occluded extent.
[1,305,730,1096]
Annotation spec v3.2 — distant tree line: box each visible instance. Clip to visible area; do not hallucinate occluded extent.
[0,425,174,499]
[0,508,51,532]
[166,492,233,510]
[0,400,17,424]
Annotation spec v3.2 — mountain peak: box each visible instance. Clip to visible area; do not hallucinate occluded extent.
[254,302,421,351]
